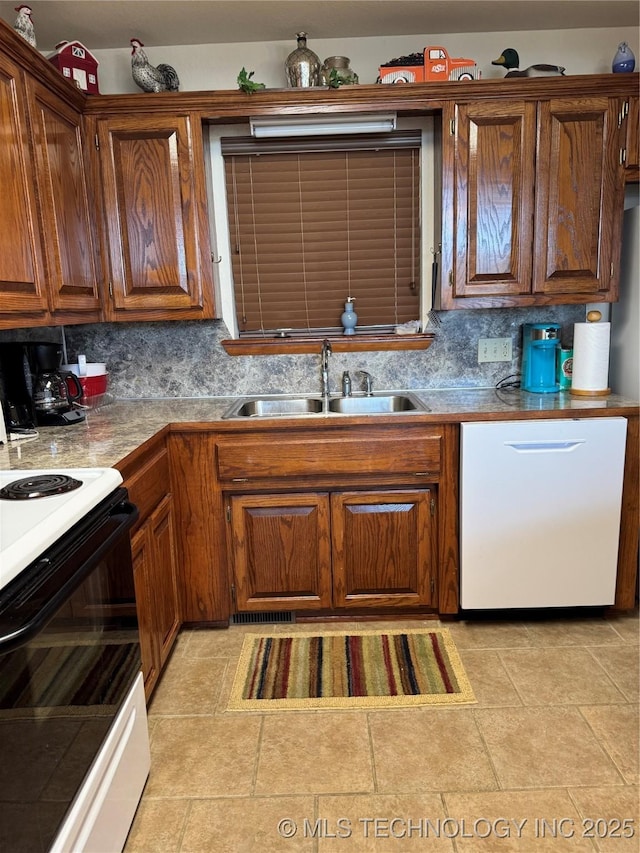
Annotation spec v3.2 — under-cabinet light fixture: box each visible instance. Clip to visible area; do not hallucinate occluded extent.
[249,113,397,138]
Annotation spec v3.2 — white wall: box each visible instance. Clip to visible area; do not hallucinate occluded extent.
[92,27,639,94]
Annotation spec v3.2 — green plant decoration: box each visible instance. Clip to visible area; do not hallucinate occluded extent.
[327,68,345,88]
[237,68,266,93]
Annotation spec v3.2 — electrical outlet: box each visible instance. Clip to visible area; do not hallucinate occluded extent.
[478,337,513,363]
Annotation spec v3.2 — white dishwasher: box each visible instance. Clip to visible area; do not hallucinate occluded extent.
[460,418,627,609]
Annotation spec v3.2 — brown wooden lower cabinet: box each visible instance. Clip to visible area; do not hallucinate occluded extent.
[120,440,180,700]
[226,488,437,613]
[131,525,160,697]
[228,493,332,611]
[131,493,180,698]
[332,490,436,609]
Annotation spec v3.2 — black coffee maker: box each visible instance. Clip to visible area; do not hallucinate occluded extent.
[0,342,85,429]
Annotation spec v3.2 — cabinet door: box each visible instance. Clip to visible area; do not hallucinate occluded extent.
[131,525,160,700]
[97,114,213,318]
[533,97,623,300]
[149,494,180,668]
[28,81,101,316]
[0,52,48,317]
[441,100,536,307]
[228,493,332,611]
[624,96,638,181]
[331,490,436,608]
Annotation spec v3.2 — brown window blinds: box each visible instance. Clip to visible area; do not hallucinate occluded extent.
[222,132,421,334]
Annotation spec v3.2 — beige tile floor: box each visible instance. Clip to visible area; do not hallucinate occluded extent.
[125,611,639,852]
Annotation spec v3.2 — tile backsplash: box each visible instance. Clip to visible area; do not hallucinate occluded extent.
[0,305,584,399]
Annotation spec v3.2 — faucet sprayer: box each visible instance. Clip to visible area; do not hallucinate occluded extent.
[358,370,374,396]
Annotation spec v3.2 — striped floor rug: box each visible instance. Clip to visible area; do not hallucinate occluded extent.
[228,629,476,710]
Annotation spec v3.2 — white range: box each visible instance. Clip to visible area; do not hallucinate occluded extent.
[0,467,123,591]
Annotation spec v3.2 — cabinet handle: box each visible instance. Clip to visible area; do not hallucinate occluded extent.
[414,471,431,477]
[231,477,249,482]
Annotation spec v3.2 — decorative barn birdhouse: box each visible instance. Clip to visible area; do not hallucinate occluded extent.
[48,41,100,94]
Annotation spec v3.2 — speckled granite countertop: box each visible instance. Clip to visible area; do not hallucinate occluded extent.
[0,390,637,473]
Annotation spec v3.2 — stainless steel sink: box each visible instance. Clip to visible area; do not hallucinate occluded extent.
[223,392,426,418]
[328,394,422,414]
[223,397,324,418]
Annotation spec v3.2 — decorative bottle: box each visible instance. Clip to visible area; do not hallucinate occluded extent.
[612,42,636,73]
[341,297,357,335]
[285,32,320,88]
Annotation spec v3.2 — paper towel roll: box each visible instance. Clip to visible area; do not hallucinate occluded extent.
[571,321,611,396]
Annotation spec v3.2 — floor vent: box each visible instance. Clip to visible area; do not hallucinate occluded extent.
[230,611,295,625]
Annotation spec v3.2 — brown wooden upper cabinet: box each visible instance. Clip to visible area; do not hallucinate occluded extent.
[27,80,102,320]
[0,51,49,324]
[440,95,625,308]
[93,114,215,321]
[0,52,101,329]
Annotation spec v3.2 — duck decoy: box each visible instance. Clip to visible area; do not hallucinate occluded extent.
[492,48,565,78]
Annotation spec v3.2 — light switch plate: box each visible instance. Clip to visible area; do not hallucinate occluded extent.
[478,337,513,363]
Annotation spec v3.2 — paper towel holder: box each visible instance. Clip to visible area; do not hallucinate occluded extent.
[570,310,611,397]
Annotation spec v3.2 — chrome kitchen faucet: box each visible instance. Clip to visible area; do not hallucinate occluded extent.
[321,339,332,403]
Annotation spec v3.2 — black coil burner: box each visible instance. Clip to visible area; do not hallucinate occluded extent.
[0,474,83,500]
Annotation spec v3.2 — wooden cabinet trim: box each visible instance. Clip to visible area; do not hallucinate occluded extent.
[82,76,640,119]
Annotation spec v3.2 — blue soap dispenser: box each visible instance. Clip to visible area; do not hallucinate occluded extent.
[341,297,357,335]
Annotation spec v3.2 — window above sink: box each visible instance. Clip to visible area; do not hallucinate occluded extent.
[205,117,437,353]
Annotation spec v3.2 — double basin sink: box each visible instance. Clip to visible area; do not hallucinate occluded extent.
[223,392,427,419]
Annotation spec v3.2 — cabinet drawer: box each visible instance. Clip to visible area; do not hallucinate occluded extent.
[123,446,170,523]
[217,430,441,481]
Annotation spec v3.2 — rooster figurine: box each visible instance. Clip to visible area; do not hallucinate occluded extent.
[130,39,180,92]
[13,4,36,47]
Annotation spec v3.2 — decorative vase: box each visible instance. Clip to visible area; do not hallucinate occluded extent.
[612,42,636,73]
[285,32,320,88]
[341,298,357,335]
[320,56,359,87]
